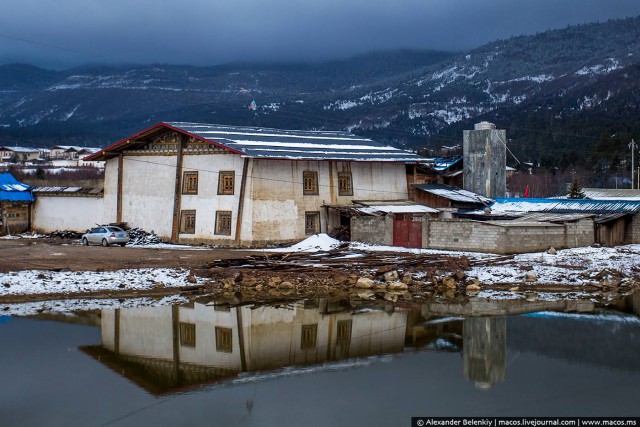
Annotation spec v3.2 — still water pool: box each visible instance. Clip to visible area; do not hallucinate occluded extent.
[1,298,639,426]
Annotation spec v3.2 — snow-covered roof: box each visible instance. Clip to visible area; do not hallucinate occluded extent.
[77,147,101,154]
[32,186,103,196]
[475,198,640,215]
[414,183,492,204]
[356,204,438,215]
[510,213,595,223]
[0,146,39,153]
[87,122,426,163]
[582,188,640,201]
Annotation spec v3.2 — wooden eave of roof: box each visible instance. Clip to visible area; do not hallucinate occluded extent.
[79,345,238,396]
[84,122,245,161]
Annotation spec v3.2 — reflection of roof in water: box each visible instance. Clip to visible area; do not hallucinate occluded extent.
[80,346,237,396]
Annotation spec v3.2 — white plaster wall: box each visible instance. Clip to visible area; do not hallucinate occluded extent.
[179,154,245,242]
[350,162,408,200]
[50,160,78,167]
[349,310,406,356]
[249,159,408,242]
[118,307,175,359]
[102,157,119,224]
[121,155,176,238]
[103,152,408,244]
[32,196,106,232]
[101,309,116,350]
[177,304,242,370]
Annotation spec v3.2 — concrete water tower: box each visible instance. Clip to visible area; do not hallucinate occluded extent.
[463,122,506,198]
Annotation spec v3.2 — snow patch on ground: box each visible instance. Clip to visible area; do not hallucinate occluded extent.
[0,233,45,240]
[349,241,493,259]
[0,295,188,317]
[261,233,341,252]
[0,268,200,296]
[469,245,640,285]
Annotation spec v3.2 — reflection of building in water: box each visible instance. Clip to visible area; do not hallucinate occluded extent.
[462,317,506,389]
[81,300,408,395]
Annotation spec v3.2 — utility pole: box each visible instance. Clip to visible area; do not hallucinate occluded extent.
[630,139,637,189]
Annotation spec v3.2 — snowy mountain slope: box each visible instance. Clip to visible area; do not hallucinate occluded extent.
[0,16,639,161]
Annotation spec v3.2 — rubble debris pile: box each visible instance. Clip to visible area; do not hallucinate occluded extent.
[126,228,165,246]
[44,230,83,239]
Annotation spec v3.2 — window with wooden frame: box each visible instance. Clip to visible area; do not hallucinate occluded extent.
[301,324,318,349]
[179,322,196,347]
[305,211,320,235]
[218,171,235,195]
[303,171,318,195]
[336,319,352,344]
[215,211,232,235]
[182,171,198,194]
[338,172,353,196]
[215,326,233,352]
[180,210,196,234]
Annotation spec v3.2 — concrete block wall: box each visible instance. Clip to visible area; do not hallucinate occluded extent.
[499,225,566,253]
[571,219,597,247]
[350,215,393,246]
[352,216,598,254]
[427,219,502,252]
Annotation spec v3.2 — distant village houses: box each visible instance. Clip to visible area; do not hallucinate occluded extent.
[0,144,104,168]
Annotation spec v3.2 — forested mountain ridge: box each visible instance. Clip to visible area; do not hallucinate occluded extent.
[0,15,639,173]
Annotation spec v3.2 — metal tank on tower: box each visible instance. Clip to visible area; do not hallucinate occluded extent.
[463,121,506,198]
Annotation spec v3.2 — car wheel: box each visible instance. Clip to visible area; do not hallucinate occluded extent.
[120,243,126,247]
[102,239,109,247]
[82,238,89,246]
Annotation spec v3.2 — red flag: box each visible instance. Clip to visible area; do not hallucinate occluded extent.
[523,185,530,198]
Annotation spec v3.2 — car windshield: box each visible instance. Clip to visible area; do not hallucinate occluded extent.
[106,227,123,232]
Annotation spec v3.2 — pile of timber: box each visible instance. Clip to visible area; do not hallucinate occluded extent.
[205,250,473,273]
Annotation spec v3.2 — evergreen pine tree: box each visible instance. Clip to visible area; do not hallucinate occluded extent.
[567,178,586,199]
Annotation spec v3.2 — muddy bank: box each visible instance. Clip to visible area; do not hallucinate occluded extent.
[1,239,639,307]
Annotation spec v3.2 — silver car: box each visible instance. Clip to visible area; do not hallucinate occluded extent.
[81,226,130,247]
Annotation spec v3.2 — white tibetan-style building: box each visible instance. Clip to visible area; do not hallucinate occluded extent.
[84,122,424,245]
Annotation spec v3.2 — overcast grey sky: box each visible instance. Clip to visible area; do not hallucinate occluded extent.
[1,0,640,69]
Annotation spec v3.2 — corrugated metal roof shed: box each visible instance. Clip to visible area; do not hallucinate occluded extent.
[414,183,493,204]
[0,173,34,202]
[480,198,640,214]
[355,204,439,215]
[582,188,640,201]
[510,212,595,223]
[87,122,426,163]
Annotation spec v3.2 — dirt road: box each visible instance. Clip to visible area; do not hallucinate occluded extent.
[0,239,259,272]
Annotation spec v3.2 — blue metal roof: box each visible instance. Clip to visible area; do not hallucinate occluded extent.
[432,156,463,171]
[0,173,34,202]
[487,198,640,214]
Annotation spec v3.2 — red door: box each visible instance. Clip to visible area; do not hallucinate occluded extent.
[393,214,422,248]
